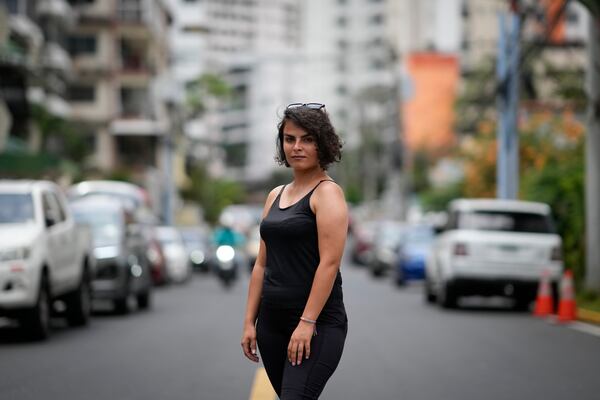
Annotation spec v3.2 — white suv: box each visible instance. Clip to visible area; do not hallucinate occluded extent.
[425,198,563,309]
[0,181,95,339]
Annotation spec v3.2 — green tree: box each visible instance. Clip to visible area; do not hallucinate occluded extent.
[182,163,246,224]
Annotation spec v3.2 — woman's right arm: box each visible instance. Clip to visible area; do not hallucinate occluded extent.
[241,186,281,362]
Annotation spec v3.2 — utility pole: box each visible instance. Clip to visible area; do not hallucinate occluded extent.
[496,5,521,199]
[584,3,600,291]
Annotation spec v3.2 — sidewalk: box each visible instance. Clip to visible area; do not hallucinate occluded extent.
[578,308,600,325]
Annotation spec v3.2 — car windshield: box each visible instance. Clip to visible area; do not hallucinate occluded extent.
[0,194,35,224]
[405,227,434,244]
[73,210,123,245]
[457,211,555,234]
[379,224,404,246]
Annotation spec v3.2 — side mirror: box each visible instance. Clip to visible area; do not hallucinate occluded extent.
[45,217,56,228]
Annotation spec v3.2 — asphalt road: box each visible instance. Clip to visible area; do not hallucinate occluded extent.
[1,258,599,400]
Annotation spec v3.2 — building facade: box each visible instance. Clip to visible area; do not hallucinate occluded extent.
[67,0,173,176]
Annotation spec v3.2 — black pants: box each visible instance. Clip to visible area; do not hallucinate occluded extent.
[256,304,347,399]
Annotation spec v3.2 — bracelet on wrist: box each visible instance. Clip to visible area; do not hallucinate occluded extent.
[300,316,317,324]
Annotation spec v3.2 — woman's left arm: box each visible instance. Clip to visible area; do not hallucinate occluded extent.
[287,182,348,366]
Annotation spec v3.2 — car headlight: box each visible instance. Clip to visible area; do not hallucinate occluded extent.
[378,248,396,263]
[190,250,205,264]
[0,247,31,262]
[216,245,235,263]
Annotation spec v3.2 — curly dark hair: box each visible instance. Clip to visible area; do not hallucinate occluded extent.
[275,106,343,170]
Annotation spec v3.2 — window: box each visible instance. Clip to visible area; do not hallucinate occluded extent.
[337,39,348,50]
[68,35,97,55]
[117,0,142,22]
[566,9,579,24]
[2,0,20,14]
[49,192,67,223]
[68,85,95,102]
[223,142,247,167]
[68,0,96,5]
[456,211,555,234]
[369,14,384,25]
[0,194,34,224]
[370,58,385,70]
[42,192,62,226]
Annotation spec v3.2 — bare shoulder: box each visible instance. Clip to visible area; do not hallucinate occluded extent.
[262,185,285,218]
[311,181,347,213]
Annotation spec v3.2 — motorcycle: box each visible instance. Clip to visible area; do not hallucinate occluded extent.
[214,245,238,287]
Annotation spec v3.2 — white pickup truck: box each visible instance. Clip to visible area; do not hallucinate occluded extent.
[0,180,95,340]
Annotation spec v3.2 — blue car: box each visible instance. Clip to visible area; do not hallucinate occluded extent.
[395,225,435,286]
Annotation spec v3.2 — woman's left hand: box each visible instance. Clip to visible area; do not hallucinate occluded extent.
[287,321,315,366]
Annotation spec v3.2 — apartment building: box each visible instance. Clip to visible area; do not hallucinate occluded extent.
[67,0,173,175]
[198,0,301,184]
[0,0,74,151]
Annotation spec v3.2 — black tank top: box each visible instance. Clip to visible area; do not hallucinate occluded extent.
[260,180,345,312]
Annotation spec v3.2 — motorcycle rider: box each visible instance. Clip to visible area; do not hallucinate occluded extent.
[212,213,246,285]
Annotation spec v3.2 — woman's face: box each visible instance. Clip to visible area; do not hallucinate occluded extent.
[282,119,319,171]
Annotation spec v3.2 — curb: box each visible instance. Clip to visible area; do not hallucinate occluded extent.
[577,308,600,325]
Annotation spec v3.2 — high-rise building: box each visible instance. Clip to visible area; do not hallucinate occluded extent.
[199,0,302,184]
[0,0,74,152]
[67,0,173,175]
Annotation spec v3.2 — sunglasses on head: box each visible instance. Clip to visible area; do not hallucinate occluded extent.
[287,102,326,110]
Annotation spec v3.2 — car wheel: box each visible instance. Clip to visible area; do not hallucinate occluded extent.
[23,274,51,340]
[514,296,531,312]
[395,270,406,287]
[424,277,437,304]
[137,290,152,310]
[437,281,458,309]
[66,270,92,326]
[114,296,130,315]
[370,265,384,278]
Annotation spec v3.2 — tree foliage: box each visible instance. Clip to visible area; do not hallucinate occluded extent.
[182,163,246,224]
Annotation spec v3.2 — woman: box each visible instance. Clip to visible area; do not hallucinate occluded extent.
[241,103,348,399]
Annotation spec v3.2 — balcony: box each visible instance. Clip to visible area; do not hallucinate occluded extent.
[118,38,153,83]
[110,118,166,136]
[71,0,115,22]
[37,0,75,24]
[8,15,43,50]
[110,88,166,136]
[42,42,72,72]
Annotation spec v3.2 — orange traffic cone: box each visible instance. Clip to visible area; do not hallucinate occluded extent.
[557,270,577,323]
[534,268,554,317]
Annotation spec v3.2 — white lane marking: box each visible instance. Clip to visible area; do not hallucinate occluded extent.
[568,321,600,338]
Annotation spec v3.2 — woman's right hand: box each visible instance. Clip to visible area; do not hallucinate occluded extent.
[241,323,259,362]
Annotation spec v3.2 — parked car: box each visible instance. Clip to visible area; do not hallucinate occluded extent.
[68,180,151,210]
[368,221,405,277]
[70,196,153,313]
[425,198,564,309]
[179,226,212,273]
[155,226,192,283]
[394,224,435,286]
[349,219,378,266]
[0,180,95,339]
[69,180,167,286]
[145,227,169,285]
